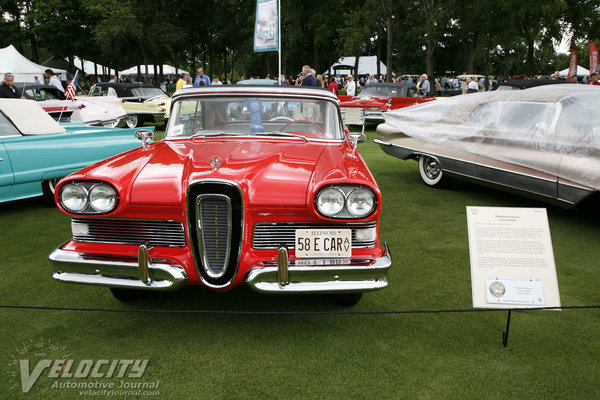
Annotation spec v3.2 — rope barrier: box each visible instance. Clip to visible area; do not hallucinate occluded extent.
[1,304,599,315]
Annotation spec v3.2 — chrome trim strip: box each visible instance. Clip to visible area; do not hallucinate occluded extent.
[196,194,232,279]
[49,247,188,291]
[245,243,391,294]
[186,179,244,289]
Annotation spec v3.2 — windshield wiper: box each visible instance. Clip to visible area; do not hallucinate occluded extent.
[253,131,308,142]
[190,132,239,139]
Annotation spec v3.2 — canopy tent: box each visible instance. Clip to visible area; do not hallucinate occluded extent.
[70,56,115,76]
[119,65,187,77]
[558,65,590,77]
[323,56,387,77]
[0,44,67,82]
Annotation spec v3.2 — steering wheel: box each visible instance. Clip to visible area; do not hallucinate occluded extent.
[268,116,294,122]
[280,120,324,134]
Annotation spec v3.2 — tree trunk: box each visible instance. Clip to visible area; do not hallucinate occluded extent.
[376,31,382,78]
[29,34,39,64]
[380,0,394,82]
[138,42,149,83]
[525,39,534,77]
[239,53,246,79]
[426,43,435,85]
[354,52,360,78]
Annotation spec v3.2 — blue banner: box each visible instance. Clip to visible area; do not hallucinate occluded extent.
[254,0,279,52]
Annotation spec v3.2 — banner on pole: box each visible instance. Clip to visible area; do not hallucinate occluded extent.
[254,0,279,52]
[568,49,578,81]
[590,41,599,74]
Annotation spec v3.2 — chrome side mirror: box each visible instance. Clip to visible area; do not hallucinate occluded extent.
[348,132,366,144]
[136,130,154,148]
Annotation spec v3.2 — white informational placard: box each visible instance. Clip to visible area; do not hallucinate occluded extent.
[467,207,561,309]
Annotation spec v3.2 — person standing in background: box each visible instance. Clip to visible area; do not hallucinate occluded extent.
[194,68,210,87]
[328,77,339,94]
[300,65,317,87]
[345,74,356,96]
[0,73,24,98]
[45,69,64,91]
[176,72,188,91]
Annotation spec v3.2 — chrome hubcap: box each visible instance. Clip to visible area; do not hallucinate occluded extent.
[424,157,441,179]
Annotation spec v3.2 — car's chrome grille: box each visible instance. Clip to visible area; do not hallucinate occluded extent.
[71,218,186,247]
[252,222,377,249]
[197,195,231,277]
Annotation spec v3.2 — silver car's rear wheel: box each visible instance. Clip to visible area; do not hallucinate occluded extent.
[418,155,449,187]
[125,114,140,128]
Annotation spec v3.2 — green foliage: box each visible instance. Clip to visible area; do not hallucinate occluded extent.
[2,0,600,78]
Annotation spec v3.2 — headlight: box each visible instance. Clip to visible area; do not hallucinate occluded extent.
[89,184,117,213]
[59,181,118,214]
[60,184,88,212]
[315,186,377,219]
[316,187,345,217]
[346,188,375,217]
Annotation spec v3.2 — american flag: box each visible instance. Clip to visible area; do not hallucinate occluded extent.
[64,70,78,101]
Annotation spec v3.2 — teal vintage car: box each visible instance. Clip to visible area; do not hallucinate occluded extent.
[0,99,151,204]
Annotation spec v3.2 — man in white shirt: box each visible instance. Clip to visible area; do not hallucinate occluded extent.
[45,69,64,91]
[345,74,356,96]
[467,77,479,93]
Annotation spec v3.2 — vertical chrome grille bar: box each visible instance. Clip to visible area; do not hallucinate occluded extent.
[196,194,232,278]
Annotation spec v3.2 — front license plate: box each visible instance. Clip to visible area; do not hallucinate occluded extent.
[294,229,351,258]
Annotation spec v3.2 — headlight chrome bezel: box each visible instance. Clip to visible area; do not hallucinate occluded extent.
[59,181,119,215]
[314,185,377,219]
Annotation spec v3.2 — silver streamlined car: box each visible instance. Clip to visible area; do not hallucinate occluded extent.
[375,84,600,207]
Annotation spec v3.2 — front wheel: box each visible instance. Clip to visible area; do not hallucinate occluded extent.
[110,288,146,302]
[42,178,60,206]
[418,155,450,188]
[125,114,141,128]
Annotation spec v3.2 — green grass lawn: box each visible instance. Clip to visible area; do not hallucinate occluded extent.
[1,128,599,399]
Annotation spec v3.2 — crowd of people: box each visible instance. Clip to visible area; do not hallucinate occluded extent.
[2,62,599,100]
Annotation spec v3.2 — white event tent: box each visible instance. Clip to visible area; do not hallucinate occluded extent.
[70,56,115,76]
[558,65,590,78]
[0,44,67,82]
[119,65,187,77]
[323,56,387,77]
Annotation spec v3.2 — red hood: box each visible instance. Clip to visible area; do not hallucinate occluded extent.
[340,97,388,108]
[129,139,328,207]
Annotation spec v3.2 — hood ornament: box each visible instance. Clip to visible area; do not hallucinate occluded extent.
[209,155,222,171]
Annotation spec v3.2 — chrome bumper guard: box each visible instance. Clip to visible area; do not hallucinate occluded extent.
[245,243,391,294]
[49,245,188,291]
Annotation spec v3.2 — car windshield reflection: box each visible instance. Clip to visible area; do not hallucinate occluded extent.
[166,96,343,140]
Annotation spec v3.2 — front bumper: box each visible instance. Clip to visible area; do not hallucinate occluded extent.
[364,110,385,121]
[245,243,391,294]
[49,244,188,291]
[49,241,391,294]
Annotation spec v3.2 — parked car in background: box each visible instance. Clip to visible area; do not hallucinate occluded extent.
[0,99,150,204]
[492,79,575,91]
[50,86,391,306]
[87,82,170,128]
[375,85,600,207]
[339,82,435,124]
[14,83,126,126]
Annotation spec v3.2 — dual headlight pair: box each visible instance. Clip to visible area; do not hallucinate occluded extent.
[315,186,376,219]
[59,182,118,214]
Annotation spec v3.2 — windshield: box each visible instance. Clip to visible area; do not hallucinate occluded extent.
[24,88,62,101]
[166,96,343,140]
[131,87,167,98]
[357,85,410,98]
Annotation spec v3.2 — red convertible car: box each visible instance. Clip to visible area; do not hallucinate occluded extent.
[339,82,435,123]
[49,86,391,305]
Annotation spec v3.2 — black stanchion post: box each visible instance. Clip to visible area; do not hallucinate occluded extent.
[502,309,512,347]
